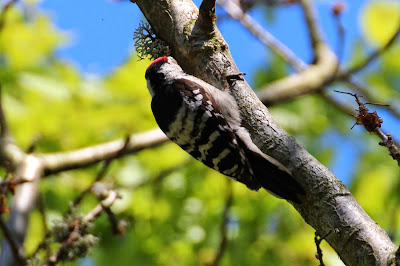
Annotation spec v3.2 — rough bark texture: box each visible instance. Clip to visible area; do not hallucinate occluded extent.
[135,0,397,264]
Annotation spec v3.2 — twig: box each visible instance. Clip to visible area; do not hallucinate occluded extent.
[375,131,400,167]
[343,22,400,76]
[256,0,338,105]
[89,184,126,235]
[314,230,332,266]
[70,136,131,209]
[217,0,307,72]
[209,180,232,266]
[44,224,80,266]
[345,77,400,120]
[83,189,119,223]
[332,2,346,64]
[334,90,400,166]
[219,0,337,105]
[45,190,119,266]
[334,90,387,131]
[0,215,26,265]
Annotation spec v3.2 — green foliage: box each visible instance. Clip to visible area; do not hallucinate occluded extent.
[1,1,399,266]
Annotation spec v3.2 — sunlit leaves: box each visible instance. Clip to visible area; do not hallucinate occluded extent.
[0,12,67,70]
[360,1,400,47]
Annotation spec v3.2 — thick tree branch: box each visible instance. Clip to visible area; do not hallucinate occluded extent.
[134,0,397,264]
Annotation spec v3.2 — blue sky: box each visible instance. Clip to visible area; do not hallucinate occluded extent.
[39,0,365,76]
[38,0,374,184]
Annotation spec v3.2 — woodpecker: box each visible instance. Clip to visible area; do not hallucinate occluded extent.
[145,56,305,203]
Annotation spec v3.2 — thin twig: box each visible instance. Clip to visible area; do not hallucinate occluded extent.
[314,230,332,266]
[344,22,400,76]
[345,77,400,120]
[334,90,400,166]
[90,183,126,235]
[84,189,119,223]
[217,0,307,72]
[332,3,345,64]
[375,131,400,167]
[44,224,80,266]
[70,136,131,209]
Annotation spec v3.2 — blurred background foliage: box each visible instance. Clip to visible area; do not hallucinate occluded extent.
[0,0,399,265]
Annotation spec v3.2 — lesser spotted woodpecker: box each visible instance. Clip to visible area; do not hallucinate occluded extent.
[145,56,305,203]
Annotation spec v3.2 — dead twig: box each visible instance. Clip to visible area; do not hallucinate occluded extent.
[314,230,332,266]
[334,90,400,166]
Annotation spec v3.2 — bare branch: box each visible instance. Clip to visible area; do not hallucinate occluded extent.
[314,230,332,266]
[39,128,168,176]
[217,0,307,72]
[0,155,42,266]
[375,131,400,167]
[345,77,400,120]
[332,2,346,63]
[343,22,400,76]
[334,90,400,166]
[70,136,131,210]
[219,0,338,105]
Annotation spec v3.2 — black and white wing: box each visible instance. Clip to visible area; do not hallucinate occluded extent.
[151,78,261,190]
[151,78,305,202]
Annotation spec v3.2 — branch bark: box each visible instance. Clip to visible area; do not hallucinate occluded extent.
[0,128,168,265]
[135,0,397,264]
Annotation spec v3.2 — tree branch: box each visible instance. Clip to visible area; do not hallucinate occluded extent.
[0,129,168,265]
[217,0,307,72]
[256,0,338,105]
[0,155,42,266]
[134,0,397,264]
[342,21,400,76]
[39,128,168,176]
[218,0,337,106]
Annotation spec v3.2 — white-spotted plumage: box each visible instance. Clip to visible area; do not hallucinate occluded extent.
[145,56,305,203]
